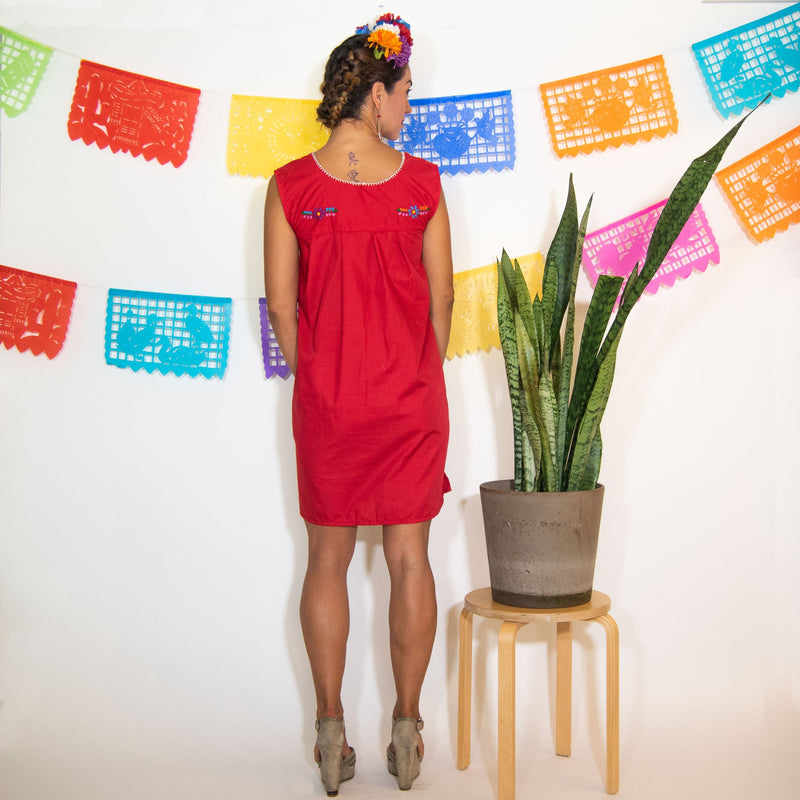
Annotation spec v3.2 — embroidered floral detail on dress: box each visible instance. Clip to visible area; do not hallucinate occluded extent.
[397,204,430,218]
[302,206,337,220]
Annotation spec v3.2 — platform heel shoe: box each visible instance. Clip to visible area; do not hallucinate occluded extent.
[386,717,423,790]
[315,718,356,797]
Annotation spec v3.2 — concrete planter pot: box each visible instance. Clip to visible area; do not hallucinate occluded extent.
[480,480,604,608]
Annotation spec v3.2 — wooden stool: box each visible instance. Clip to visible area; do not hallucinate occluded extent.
[457,588,619,798]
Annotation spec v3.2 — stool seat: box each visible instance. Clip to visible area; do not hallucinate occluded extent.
[465,586,611,622]
[457,588,619,798]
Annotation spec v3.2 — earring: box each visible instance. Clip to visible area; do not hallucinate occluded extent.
[377,111,382,142]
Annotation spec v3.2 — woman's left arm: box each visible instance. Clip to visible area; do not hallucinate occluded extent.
[263,176,300,374]
[422,191,455,362]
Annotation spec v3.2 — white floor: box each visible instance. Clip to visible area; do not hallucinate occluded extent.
[4,706,798,800]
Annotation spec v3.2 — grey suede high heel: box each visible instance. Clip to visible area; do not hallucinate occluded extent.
[386,717,423,790]
[315,718,356,797]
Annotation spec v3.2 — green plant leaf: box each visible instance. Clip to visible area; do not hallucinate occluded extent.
[498,249,518,308]
[516,314,555,489]
[599,110,754,366]
[639,117,751,288]
[537,371,559,491]
[619,261,640,308]
[497,256,526,490]
[567,338,619,491]
[532,295,547,371]
[520,408,537,492]
[543,174,578,366]
[556,193,593,488]
[513,258,540,370]
[579,429,603,491]
[567,273,623,446]
[551,334,562,398]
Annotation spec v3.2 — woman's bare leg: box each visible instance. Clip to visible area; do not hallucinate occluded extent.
[300,522,357,756]
[383,520,436,755]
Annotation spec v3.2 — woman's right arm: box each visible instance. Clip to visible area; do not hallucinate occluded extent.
[263,176,300,375]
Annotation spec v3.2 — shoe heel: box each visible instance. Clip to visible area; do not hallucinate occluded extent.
[393,744,419,790]
[316,719,345,797]
[388,717,423,790]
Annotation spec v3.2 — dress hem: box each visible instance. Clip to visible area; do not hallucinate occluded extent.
[299,504,445,528]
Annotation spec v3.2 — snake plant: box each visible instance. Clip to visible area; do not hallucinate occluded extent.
[498,115,751,493]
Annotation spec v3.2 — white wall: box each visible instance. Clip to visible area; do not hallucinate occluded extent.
[1,2,798,799]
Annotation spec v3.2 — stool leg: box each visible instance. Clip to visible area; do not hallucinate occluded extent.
[498,621,523,800]
[556,621,572,756]
[592,614,619,794]
[457,607,474,769]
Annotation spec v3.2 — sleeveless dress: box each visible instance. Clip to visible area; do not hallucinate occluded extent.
[273,152,450,526]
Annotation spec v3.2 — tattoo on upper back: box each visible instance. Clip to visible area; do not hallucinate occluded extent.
[346,152,360,182]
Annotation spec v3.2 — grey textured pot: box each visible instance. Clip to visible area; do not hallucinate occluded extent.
[480,480,604,608]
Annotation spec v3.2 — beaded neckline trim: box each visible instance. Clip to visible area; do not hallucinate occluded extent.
[311,152,406,186]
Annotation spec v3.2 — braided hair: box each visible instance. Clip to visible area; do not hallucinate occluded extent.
[317,34,408,129]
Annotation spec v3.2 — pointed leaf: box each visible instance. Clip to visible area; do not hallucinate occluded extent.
[567,338,619,491]
[567,273,623,442]
[532,295,547,371]
[537,370,560,491]
[513,259,540,369]
[497,258,525,489]
[517,315,555,489]
[638,114,752,288]
[557,195,593,486]
[600,109,753,364]
[576,429,603,492]
[619,261,641,308]
[543,175,579,365]
[520,409,537,491]
[499,249,518,309]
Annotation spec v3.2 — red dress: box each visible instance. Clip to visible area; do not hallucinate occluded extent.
[274,152,450,526]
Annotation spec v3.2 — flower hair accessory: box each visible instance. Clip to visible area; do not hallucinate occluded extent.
[356,13,413,69]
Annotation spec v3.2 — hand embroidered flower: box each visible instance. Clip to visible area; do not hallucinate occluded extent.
[397,204,430,218]
[302,206,337,220]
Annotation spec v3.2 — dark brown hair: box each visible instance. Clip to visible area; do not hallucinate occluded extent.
[317,34,408,129]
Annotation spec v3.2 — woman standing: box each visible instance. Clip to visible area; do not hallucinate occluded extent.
[264,13,453,796]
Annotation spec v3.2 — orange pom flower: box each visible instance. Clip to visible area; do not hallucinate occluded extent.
[368,28,402,58]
